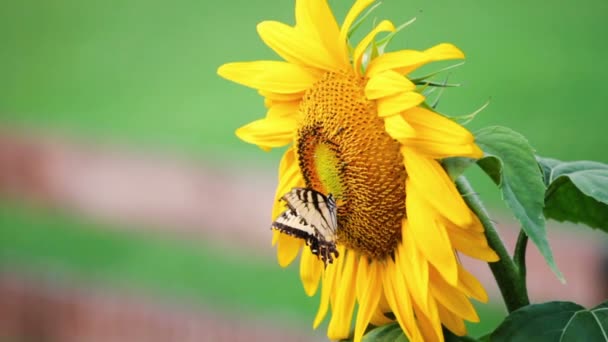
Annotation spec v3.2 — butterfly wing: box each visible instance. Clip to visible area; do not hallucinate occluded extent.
[281,187,338,238]
[272,209,316,241]
[271,188,339,266]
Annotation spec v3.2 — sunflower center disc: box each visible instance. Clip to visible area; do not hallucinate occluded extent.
[296,71,407,259]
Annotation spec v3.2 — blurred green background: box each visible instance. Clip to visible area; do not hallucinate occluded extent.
[1,0,607,338]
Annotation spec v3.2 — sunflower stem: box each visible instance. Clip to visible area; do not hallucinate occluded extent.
[513,230,529,285]
[455,176,530,313]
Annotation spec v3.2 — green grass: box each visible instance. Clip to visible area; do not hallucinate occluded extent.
[0,201,319,324]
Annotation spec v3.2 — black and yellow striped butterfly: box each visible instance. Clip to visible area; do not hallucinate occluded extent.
[272,187,339,266]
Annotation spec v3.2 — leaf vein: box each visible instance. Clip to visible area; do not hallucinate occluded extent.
[559,310,583,342]
[591,310,608,341]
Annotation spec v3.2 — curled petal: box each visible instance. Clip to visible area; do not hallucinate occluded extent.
[425,43,465,61]
[377,91,425,117]
[400,43,465,75]
[353,20,395,74]
[365,69,415,100]
[366,49,428,77]
[340,0,376,42]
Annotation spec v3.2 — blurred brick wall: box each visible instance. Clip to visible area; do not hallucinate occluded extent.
[0,272,318,342]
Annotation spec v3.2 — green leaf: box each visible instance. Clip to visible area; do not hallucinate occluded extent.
[443,328,480,342]
[537,157,561,186]
[537,157,608,231]
[477,334,491,342]
[491,301,608,342]
[361,323,409,342]
[442,157,476,181]
[475,126,563,281]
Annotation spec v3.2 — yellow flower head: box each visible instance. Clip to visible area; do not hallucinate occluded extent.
[218,0,499,341]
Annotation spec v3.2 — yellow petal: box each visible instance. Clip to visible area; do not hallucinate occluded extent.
[295,0,349,69]
[443,215,498,262]
[259,90,304,102]
[437,303,467,336]
[257,21,343,72]
[339,0,376,42]
[447,226,499,262]
[406,179,458,285]
[218,61,317,94]
[355,253,368,301]
[353,20,395,74]
[370,289,393,326]
[384,113,416,141]
[425,43,465,61]
[272,230,280,246]
[276,234,303,267]
[429,266,480,322]
[328,245,347,309]
[397,223,429,311]
[327,250,358,339]
[366,49,428,77]
[314,245,344,328]
[270,134,304,266]
[353,260,382,342]
[377,91,425,117]
[402,149,473,227]
[365,70,415,100]
[467,214,486,232]
[457,264,489,303]
[401,107,483,159]
[267,101,301,119]
[413,297,443,342]
[446,222,490,245]
[272,148,304,219]
[403,139,483,160]
[399,43,465,75]
[236,116,297,151]
[382,259,420,342]
[369,307,393,326]
[300,248,324,296]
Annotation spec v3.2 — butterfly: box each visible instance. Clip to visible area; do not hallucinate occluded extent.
[271,187,339,266]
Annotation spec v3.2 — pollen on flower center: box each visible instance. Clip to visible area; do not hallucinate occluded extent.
[296,71,407,259]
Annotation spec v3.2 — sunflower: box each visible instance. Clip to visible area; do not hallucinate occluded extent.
[217,0,498,341]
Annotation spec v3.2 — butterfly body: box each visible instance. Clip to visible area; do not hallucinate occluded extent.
[272,188,339,266]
